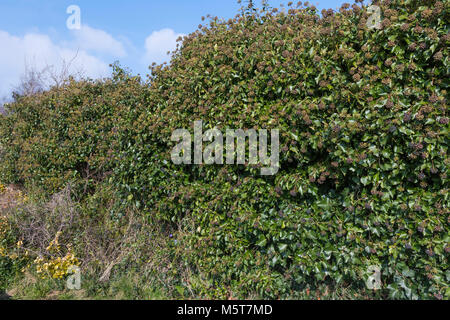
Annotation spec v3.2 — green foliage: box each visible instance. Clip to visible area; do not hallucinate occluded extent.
[0,63,150,195]
[0,0,448,299]
[0,219,27,291]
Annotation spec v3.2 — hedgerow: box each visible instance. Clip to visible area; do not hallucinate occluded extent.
[0,0,448,299]
[0,67,150,194]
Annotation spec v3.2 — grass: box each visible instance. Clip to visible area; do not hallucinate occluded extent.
[0,183,386,300]
[0,183,191,300]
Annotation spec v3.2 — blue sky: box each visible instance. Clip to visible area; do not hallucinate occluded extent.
[0,0,359,98]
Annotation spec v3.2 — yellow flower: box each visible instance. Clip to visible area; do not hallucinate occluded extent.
[33,232,80,280]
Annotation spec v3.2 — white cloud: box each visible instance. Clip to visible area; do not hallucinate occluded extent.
[143,28,184,65]
[0,26,185,98]
[71,25,127,57]
[0,30,112,98]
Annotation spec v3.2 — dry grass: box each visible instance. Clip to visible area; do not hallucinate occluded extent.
[0,184,23,211]
[5,185,185,284]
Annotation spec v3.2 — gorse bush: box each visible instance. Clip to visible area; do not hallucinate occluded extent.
[0,0,448,299]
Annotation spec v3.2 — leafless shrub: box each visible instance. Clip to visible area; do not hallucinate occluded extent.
[0,96,8,115]
[5,185,80,258]
[12,52,85,97]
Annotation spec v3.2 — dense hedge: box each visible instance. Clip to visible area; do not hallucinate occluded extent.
[0,68,150,194]
[1,0,449,299]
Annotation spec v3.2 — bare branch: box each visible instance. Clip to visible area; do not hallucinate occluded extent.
[12,51,86,97]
